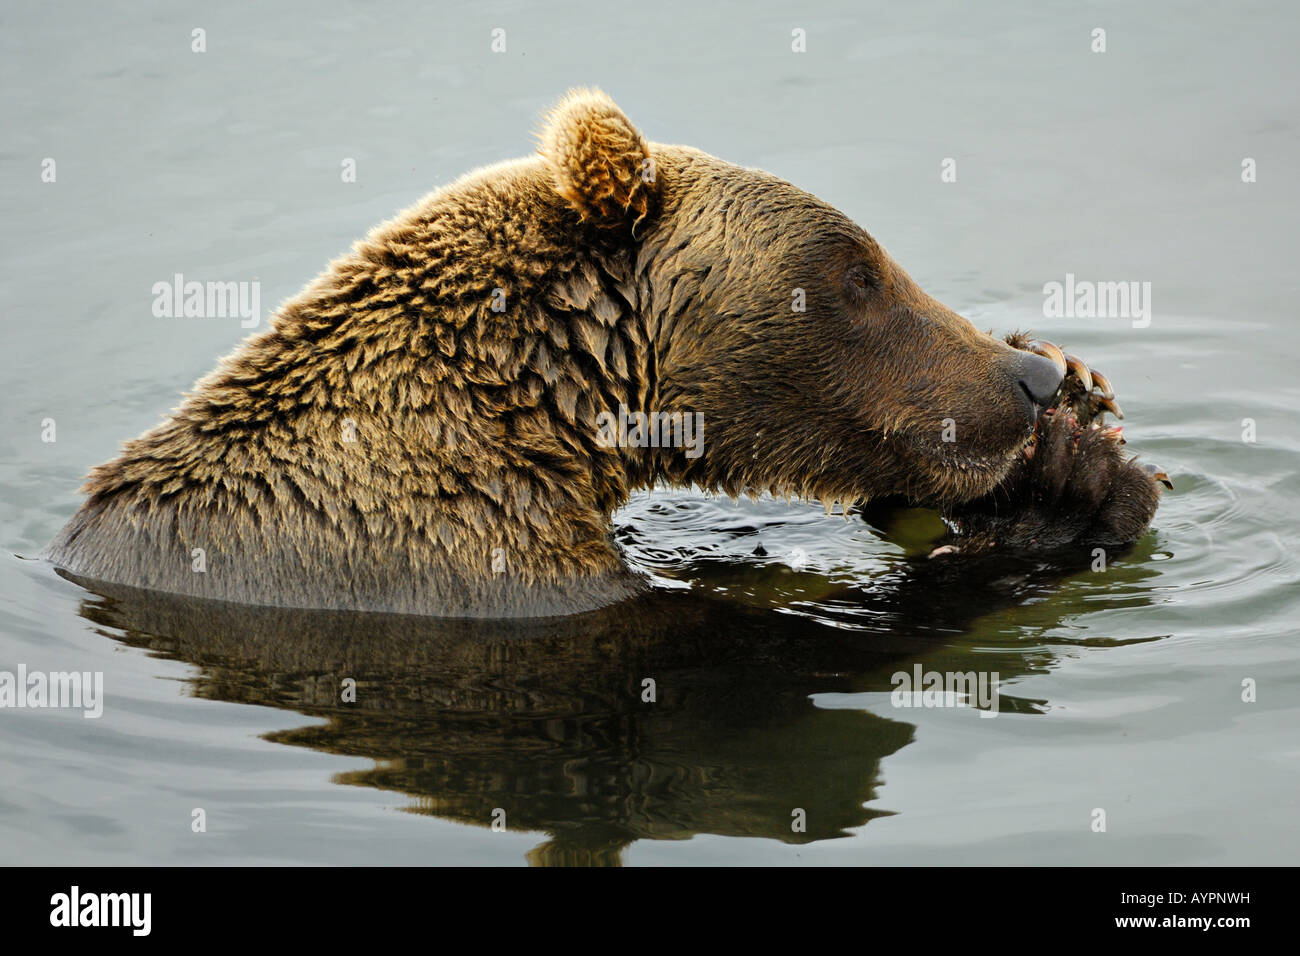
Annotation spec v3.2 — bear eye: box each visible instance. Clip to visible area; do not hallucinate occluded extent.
[846,263,876,291]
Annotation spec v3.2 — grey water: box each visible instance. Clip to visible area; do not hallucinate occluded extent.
[1,0,1297,865]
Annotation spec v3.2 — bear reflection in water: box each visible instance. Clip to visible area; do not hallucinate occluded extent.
[65,523,1161,866]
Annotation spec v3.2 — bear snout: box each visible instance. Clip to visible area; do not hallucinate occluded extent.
[1007,349,1065,419]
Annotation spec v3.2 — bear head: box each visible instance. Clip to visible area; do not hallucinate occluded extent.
[541,89,1063,508]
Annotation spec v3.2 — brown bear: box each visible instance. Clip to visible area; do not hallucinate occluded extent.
[44,89,1163,618]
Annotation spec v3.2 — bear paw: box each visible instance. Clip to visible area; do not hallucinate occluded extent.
[936,334,1170,557]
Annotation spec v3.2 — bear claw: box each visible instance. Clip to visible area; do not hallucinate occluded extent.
[1026,338,1123,420]
[1065,353,1093,392]
[1094,395,1124,420]
[1143,463,1174,490]
[1026,340,1067,375]
[1089,369,1115,401]
[1040,339,1125,423]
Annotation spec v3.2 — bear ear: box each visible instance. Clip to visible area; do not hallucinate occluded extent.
[539,88,656,230]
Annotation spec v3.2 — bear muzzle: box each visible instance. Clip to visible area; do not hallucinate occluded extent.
[1008,347,1066,422]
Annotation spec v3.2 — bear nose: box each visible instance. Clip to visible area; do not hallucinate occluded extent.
[1011,350,1065,409]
